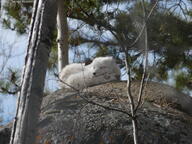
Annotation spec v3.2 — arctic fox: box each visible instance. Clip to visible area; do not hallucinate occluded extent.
[59,56,121,89]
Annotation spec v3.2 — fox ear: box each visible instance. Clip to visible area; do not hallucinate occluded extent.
[85,58,92,65]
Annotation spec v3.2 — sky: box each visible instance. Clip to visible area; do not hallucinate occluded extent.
[0,0,28,124]
[0,21,27,125]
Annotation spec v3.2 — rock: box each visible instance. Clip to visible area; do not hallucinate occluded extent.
[1,81,192,144]
[0,123,12,144]
[36,81,192,144]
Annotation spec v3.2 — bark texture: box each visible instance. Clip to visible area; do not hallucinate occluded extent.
[9,0,57,144]
[57,0,69,73]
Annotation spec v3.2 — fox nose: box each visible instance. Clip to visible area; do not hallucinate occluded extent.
[93,72,96,76]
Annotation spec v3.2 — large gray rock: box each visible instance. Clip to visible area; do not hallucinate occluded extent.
[36,81,192,144]
[1,81,192,144]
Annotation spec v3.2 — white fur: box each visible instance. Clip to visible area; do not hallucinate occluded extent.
[59,63,86,80]
[59,56,121,90]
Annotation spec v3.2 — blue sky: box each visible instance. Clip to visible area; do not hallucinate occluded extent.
[0,22,27,125]
[0,0,28,123]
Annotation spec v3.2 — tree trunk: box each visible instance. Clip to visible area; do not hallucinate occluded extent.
[0,0,1,15]
[0,0,5,17]
[9,0,58,144]
[57,0,69,73]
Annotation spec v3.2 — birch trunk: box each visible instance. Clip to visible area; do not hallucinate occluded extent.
[57,0,69,73]
[9,0,57,144]
[0,0,6,18]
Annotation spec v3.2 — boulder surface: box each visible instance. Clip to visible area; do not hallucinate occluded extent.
[1,81,192,144]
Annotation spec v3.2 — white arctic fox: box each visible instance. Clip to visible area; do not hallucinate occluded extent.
[59,56,121,90]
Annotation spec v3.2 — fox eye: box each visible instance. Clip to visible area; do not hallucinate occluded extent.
[93,72,96,75]
[100,66,107,69]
